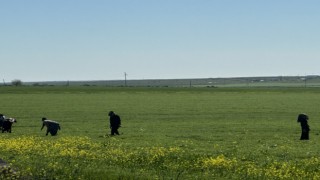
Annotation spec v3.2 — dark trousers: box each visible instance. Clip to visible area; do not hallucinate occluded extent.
[300,129,309,140]
[50,129,58,136]
[111,127,119,135]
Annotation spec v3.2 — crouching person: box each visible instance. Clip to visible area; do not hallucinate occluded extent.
[2,118,17,133]
[41,117,61,136]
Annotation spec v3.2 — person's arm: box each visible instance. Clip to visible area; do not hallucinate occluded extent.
[41,122,45,130]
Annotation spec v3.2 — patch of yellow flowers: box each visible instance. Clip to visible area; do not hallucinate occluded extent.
[200,155,237,170]
[1,136,320,179]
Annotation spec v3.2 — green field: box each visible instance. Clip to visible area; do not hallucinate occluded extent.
[1,86,320,179]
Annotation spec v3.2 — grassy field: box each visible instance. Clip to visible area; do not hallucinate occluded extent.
[1,86,320,179]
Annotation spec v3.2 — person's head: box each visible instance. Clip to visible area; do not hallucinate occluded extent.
[42,117,47,121]
[108,111,114,116]
[297,113,308,122]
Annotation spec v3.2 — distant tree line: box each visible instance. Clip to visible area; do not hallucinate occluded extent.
[11,79,23,86]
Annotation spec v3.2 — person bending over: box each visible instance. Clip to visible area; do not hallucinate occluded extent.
[41,117,61,136]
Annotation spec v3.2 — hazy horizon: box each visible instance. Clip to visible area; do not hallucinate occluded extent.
[5,74,317,84]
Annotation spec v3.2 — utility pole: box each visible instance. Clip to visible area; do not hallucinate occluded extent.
[3,79,6,86]
[124,72,127,87]
[304,76,307,88]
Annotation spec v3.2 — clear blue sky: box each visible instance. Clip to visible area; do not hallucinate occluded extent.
[1,0,320,82]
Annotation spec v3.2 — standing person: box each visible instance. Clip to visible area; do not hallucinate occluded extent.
[297,113,310,140]
[108,111,121,136]
[41,117,61,136]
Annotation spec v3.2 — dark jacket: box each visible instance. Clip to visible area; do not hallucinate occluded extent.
[110,114,121,128]
[297,114,310,131]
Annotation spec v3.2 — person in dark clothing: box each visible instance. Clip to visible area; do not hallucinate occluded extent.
[0,114,5,128]
[2,118,17,133]
[297,113,310,140]
[41,117,61,136]
[108,111,121,135]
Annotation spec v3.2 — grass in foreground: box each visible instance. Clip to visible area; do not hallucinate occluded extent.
[1,86,320,179]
